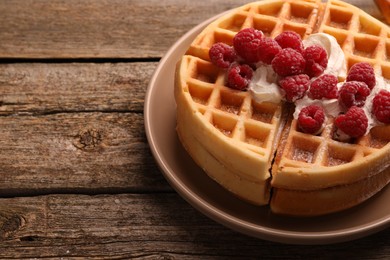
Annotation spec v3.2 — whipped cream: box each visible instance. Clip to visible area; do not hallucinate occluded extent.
[292,33,347,122]
[362,75,390,131]
[293,94,342,120]
[248,64,282,103]
[303,33,347,78]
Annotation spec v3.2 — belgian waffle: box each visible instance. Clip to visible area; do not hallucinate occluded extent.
[175,55,287,205]
[175,0,390,216]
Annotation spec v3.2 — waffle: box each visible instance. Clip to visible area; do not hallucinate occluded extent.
[174,0,390,216]
[175,55,287,205]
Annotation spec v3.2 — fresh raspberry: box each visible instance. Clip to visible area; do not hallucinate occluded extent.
[298,105,325,134]
[308,74,338,100]
[278,74,310,102]
[209,42,237,69]
[271,48,306,77]
[335,106,368,138]
[346,62,376,90]
[274,31,304,53]
[372,89,390,123]
[233,28,264,63]
[227,63,253,90]
[257,37,282,64]
[338,81,370,109]
[303,45,328,78]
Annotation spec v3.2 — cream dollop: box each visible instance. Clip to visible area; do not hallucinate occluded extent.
[303,33,347,79]
[248,64,282,103]
[293,95,342,120]
[361,75,390,132]
[293,33,347,124]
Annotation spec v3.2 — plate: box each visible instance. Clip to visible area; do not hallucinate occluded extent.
[144,13,390,245]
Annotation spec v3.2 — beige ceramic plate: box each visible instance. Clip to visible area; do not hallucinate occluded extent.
[144,13,390,245]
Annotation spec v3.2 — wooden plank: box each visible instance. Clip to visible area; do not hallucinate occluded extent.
[0,194,389,258]
[0,112,169,195]
[0,62,168,194]
[0,0,250,59]
[0,0,384,59]
[0,62,155,115]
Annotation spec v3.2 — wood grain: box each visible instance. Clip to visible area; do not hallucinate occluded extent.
[0,0,250,59]
[0,194,389,259]
[0,0,384,59]
[0,62,156,115]
[0,112,169,196]
[0,62,170,195]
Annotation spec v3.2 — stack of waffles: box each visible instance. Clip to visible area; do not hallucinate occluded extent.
[175,0,390,216]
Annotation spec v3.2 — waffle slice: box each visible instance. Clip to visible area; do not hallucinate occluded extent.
[175,54,287,205]
[176,0,322,206]
[270,0,390,215]
[271,166,390,216]
[176,96,272,205]
[175,0,390,216]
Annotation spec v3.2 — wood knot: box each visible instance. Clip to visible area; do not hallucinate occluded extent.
[74,128,103,150]
[156,255,175,260]
[0,215,25,239]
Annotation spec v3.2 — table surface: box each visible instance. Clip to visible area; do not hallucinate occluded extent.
[0,0,389,258]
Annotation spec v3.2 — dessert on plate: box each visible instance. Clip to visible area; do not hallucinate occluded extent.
[174,0,390,216]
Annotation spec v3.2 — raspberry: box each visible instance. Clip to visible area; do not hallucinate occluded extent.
[257,37,282,64]
[303,45,328,78]
[335,106,368,138]
[209,42,237,69]
[279,74,310,102]
[274,31,304,53]
[372,89,390,123]
[271,48,306,77]
[308,74,338,100]
[298,105,325,134]
[233,28,263,63]
[346,62,376,90]
[338,81,370,109]
[307,74,338,99]
[227,63,253,90]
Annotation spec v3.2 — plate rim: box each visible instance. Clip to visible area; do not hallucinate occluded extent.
[144,11,390,245]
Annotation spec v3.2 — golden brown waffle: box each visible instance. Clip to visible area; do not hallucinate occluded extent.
[175,0,390,216]
[270,0,390,215]
[175,55,287,205]
[319,0,390,78]
[271,166,390,216]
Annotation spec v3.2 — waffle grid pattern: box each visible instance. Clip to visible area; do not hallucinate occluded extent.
[319,0,390,78]
[188,0,321,62]
[184,56,281,158]
[176,0,390,211]
[184,0,322,159]
[275,0,390,175]
[277,118,390,170]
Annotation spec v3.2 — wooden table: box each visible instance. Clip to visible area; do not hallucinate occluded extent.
[0,0,389,258]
